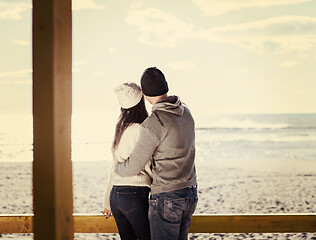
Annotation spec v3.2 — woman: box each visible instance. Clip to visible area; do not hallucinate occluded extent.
[103,82,152,240]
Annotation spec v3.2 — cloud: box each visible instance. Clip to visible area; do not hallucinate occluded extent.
[126,6,316,57]
[280,60,297,68]
[130,1,144,9]
[0,0,105,20]
[192,0,313,16]
[204,15,316,33]
[0,69,32,78]
[165,61,196,71]
[203,16,316,55]
[13,39,30,46]
[0,2,31,20]
[72,0,105,11]
[0,68,31,86]
[125,7,196,48]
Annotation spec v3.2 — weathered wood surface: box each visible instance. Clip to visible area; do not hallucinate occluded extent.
[33,0,73,239]
[189,214,316,233]
[73,214,119,233]
[0,215,33,233]
[1,214,315,234]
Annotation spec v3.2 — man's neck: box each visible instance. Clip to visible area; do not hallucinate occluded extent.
[146,94,168,105]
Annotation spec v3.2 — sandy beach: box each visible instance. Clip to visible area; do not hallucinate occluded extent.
[0,159,316,239]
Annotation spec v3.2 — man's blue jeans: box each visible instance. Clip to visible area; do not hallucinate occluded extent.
[148,186,198,240]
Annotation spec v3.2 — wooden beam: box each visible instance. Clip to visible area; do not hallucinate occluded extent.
[0,215,33,234]
[73,214,118,233]
[189,214,316,233]
[1,214,316,234]
[32,0,73,239]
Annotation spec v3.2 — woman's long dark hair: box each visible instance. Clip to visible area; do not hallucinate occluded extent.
[112,96,148,151]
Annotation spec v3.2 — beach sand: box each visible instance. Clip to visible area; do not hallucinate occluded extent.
[0,160,316,239]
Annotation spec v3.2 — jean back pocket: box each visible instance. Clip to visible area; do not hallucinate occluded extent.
[117,191,136,214]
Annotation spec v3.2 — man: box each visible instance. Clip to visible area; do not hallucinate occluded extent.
[115,67,198,240]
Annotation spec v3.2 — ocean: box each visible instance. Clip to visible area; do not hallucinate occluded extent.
[1,113,316,164]
[196,113,316,163]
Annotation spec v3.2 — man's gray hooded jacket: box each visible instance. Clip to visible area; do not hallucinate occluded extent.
[115,96,197,194]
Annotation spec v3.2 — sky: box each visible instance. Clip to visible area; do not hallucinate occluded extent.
[1,0,316,119]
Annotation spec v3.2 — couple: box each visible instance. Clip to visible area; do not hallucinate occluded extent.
[103,67,198,240]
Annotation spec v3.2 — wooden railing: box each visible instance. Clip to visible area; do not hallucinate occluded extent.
[1,214,316,234]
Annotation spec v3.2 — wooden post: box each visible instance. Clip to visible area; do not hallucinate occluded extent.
[32,0,73,239]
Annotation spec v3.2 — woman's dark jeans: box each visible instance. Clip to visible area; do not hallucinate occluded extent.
[110,185,151,240]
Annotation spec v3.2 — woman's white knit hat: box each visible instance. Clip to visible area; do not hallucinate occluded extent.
[114,82,143,109]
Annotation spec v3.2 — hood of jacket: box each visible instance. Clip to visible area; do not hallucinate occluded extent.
[152,96,184,116]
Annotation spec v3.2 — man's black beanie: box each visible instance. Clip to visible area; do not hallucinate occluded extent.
[140,67,169,97]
